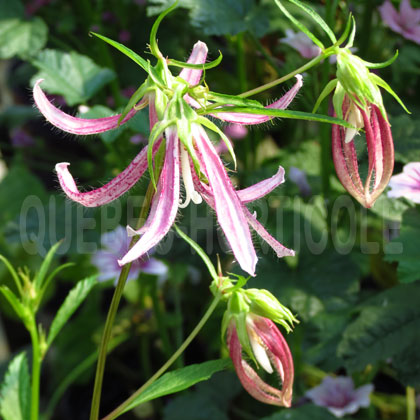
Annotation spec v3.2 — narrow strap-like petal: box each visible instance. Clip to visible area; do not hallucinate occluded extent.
[193,124,257,276]
[237,167,285,203]
[118,129,180,266]
[244,208,295,258]
[210,75,303,125]
[179,41,208,86]
[33,79,141,135]
[56,139,161,207]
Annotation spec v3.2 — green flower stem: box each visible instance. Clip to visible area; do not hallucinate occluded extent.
[407,387,415,420]
[101,295,221,420]
[89,181,157,420]
[29,319,41,420]
[238,54,325,99]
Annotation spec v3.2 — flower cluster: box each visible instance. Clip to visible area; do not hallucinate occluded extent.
[34,38,300,277]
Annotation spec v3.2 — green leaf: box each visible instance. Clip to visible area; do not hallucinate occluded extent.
[121,359,231,415]
[0,164,48,228]
[0,0,24,20]
[208,106,353,128]
[46,276,97,347]
[34,241,62,291]
[261,404,346,420]
[337,282,420,371]
[31,49,116,106]
[0,352,30,420]
[148,0,270,37]
[390,114,420,164]
[78,106,125,143]
[391,334,420,387]
[369,192,412,223]
[384,208,420,283]
[0,17,47,59]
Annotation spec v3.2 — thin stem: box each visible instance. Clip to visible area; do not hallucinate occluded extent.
[101,295,221,420]
[238,54,325,98]
[89,182,157,420]
[29,321,41,420]
[407,386,415,420]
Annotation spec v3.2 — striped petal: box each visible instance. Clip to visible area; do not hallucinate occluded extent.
[33,79,141,135]
[193,124,257,276]
[210,75,303,125]
[118,128,180,266]
[56,139,161,207]
[179,41,208,86]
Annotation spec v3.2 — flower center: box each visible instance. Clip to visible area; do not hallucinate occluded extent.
[179,145,202,208]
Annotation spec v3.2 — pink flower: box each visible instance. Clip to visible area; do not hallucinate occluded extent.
[215,124,247,155]
[280,29,322,59]
[227,315,294,407]
[387,162,420,203]
[332,98,394,208]
[33,41,299,276]
[306,376,373,418]
[92,226,167,283]
[379,0,420,44]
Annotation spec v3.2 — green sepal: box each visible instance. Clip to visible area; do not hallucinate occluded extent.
[0,255,22,295]
[274,0,325,49]
[147,119,174,189]
[244,289,298,333]
[286,0,337,44]
[150,1,178,58]
[369,73,411,114]
[204,91,264,109]
[34,241,62,292]
[168,51,223,71]
[335,14,353,47]
[363,50,399,69]
[344,16,356,49]
[90,32,149,73]
[118,80,150,125]
[312,78,337,113]
[195,116,237,169]
[332,81,346,119]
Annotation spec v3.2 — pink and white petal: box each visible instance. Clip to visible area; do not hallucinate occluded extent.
[179,41,208,86]
[194,124,257,276]
[33,79,140,135]
[118,129,180,266]
[237,167,285,203]
[211,75,303,125]
[56,139,161,207]
[244,208,295,258]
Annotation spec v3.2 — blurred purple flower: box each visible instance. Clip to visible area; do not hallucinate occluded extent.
[122,86,137,98]
[134,0,147,5]
[387,162,420,203]
[25,0,50,16]
[280,29,322,59]
[224,123,248,140]
[10,129,35,148]
[130,134,147,145]
[101,11,116,22]
[379,0,420,44]
[92,226,168,283]
[288,166,311,197]
[119,30,131,43]
[306,376,373,418]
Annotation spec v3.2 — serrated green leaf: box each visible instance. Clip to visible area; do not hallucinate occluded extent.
[121,359,231,415]
[384,208,420,283]
[31,49,115,106]
[0,352,30,420]
[46,276,97,347]
[148,0,269,37]
[0,17,47,59]
[337,282,420,371]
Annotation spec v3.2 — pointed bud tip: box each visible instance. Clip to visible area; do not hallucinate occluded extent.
[55,162,70,172]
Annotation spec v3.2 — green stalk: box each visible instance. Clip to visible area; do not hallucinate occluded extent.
[29,320,41,420]
[407,387,415,420]
[89,181,157,420]
[101,295,221,420]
